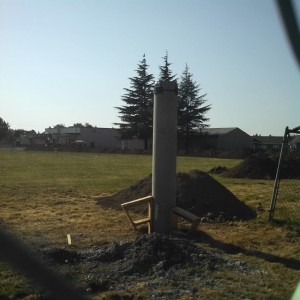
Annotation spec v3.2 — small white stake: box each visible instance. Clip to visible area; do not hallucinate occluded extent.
[67,234,71,245]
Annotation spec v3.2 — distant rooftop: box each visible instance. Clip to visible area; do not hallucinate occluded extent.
[253,136,283,144]
[201,127,239,135]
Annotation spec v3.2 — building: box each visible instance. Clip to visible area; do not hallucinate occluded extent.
[43,127,149,150]
[252,135,283,151]
[18,126,257,152]
[44,127,81,146]
[198,127,253,150]
[17,132,48,147]
[44,127,120,148]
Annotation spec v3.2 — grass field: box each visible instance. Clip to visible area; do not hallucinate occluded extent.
[0,150,299,299]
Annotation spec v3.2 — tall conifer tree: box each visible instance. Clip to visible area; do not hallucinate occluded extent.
[158,51,177,82]
[115,55,154,150]
[178,64,211,153]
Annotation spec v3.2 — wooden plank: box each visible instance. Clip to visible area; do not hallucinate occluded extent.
[121,196,152,232]
[121,195,153,208]
[147,200,152,234]
[133,217,151,226]
[122,207,136,230]
[67,234,72,245]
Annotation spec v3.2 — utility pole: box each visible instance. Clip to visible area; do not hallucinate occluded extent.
[152,81,178,234]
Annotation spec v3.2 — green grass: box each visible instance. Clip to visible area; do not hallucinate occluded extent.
[0,151,241,196]
[0,150,299,300]
[1,151,150,197]
[0,262,33,300]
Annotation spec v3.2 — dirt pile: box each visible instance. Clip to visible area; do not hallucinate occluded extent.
[44,234,256,297]
[222,154,277,179]
[86,233,222,273]
[222,153,300,179]
[280,154,300,179]
[97,170,256,221]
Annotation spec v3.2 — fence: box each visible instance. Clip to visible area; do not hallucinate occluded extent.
[269,126,300,225]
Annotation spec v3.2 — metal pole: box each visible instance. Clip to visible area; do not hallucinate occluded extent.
[152,81,178,234]
[268,126,289,221]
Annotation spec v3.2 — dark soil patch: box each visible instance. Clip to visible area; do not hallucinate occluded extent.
[222,153,300,179]
[84,233,252,276]
[97,170,256,221]
[44,248,82,264]
[222,154,276,179]
[46,233,258,297]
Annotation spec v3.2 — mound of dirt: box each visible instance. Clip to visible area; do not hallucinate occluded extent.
[41,234,259,297]
[85,233,251,276]
[97,170,256,221]
[280,154,300,179]
[222,153,300,179]
[222,154,277,179]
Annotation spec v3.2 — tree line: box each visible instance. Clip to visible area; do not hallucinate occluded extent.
[0,120,96,142]
[49,123,95,129]
[115,52,211,153]
[1,52,211,154]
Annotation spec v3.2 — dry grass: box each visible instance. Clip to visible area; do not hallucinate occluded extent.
[0,150,299,299]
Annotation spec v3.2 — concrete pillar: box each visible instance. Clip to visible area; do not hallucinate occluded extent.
[152,81,178,234]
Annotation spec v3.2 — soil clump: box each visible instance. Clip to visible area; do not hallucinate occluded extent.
[97,170,255,221]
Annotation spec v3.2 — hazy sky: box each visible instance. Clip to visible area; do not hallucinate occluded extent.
[0,0,299,136]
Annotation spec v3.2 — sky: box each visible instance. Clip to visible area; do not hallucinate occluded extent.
[0,0,299,136]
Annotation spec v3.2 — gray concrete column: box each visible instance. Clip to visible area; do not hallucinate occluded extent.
[152,81,178,234]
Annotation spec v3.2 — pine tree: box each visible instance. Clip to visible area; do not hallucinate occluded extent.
[115,55,155,150]
[0,117,10,141]
[178,64,211,154]
[158,51,177,82]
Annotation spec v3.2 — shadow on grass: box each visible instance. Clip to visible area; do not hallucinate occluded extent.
[191,230,300,271]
